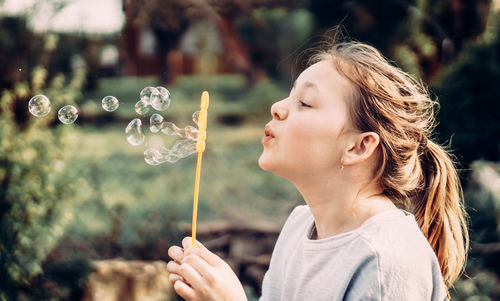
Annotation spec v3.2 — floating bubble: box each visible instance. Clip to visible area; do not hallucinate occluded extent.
[144,147,162,165]
[149,113,164,133]
[140,87,160,105]
[102,96,119,112]
[144,145,180,165]
[151,86,171,111]
[192,110,200,126]
[28,95,51,117]
[58,105,78,124]
[171,139,197,158]
[125,118,145,146]
[161,121,184,137]
[164,152,180,163]
[184,125,198,140]
[135,99,149,115]
[144,150,158,165]
[157,145,179,163]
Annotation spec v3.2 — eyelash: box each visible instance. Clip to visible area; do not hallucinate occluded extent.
[300,100,312,108]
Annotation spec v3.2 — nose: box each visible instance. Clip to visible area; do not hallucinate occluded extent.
[270,99,288,121]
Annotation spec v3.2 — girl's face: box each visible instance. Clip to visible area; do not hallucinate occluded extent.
[258,60,357,182]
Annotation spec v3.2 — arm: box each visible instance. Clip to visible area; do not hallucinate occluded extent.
[167,237,248,301]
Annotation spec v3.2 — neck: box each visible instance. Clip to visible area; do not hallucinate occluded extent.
[293,169,397,239]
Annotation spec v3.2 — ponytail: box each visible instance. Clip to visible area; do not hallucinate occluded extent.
[413,140,469,287]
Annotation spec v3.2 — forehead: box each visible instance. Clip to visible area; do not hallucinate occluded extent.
[294,60,355,101]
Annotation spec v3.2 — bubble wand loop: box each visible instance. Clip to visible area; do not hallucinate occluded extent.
[191,91,209,248]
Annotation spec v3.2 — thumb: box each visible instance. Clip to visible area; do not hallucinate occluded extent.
[182,236,206,250]
[183,243,226,267]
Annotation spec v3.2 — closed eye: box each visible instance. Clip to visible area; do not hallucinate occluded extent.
[300,100,312,108]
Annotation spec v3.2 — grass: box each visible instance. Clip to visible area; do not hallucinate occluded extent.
[66,74,300,242]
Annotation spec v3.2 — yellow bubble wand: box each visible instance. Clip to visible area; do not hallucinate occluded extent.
[191,91,209,248]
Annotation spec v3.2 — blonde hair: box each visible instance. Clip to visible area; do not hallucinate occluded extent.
[310,38,469,287]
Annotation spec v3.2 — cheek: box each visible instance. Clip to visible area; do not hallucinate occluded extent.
[287,125,315,153]
[285,119,344,164]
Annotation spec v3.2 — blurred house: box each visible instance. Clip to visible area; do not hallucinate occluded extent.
[120,0,296,82]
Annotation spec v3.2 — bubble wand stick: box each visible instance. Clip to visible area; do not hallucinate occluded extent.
[191,91,209,248]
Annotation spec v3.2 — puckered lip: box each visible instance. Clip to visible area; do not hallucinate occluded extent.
[264,124,275,138]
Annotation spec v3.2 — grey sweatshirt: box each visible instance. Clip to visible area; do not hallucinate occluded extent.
[260,205,449,301]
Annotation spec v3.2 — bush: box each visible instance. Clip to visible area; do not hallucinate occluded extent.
[0,52,86,300]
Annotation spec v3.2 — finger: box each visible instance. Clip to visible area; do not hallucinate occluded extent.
[184,245,224,267]
[167,260,181,274]
[178,262,203,288]
[182,236,206,250]
[168,245,184,263]
[183,252,214,281]
[174,280,196,301]
[169,273,184,283]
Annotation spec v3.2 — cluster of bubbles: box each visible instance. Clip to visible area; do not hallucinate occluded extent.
[134,86,171,115]
[28,95,79,124]
[125,86,201,166]
[28,86,198,166]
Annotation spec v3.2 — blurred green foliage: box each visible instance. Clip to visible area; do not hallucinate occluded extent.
[432,10,500,166]
[0,30,87,299]
[450,161,500,299]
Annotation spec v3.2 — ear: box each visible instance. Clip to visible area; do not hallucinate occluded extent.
[342,132,380,166]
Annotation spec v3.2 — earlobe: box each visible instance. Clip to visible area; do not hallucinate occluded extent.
[342,132,380,166]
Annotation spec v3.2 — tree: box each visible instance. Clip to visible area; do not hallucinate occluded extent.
[432,9,500,166]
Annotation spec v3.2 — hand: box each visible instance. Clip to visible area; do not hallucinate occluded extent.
[167,237,248,301]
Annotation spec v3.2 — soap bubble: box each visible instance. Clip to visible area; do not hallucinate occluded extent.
[171,139,197,158]
[58,105,78,124]
[192,110,200,126]
[149,113,164,133]
[184,125,198,140]
[28,95,51,117]
[135,99,149,115]
[161,121,184,137]
[128,87,204,165]
[143,139,195,165]
[140,86,160,105]
[151,86,171,111]
[158,146,180,164]
[164,152,180,163]
[126,118,145,146]
[102,96,119,112]
[144,147,162,165]
[144,145,180,165]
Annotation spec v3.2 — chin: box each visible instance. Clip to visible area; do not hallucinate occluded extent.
[259,157,298,185]
[258,153,272,171]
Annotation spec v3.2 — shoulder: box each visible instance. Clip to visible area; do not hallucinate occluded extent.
[288,205,311,219]
[358,210,438,268]
[351,210,448,299]
[280,205,313,231]
[269,205,312,257]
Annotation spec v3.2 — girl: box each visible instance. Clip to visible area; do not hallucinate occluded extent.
[166,37,469,300]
